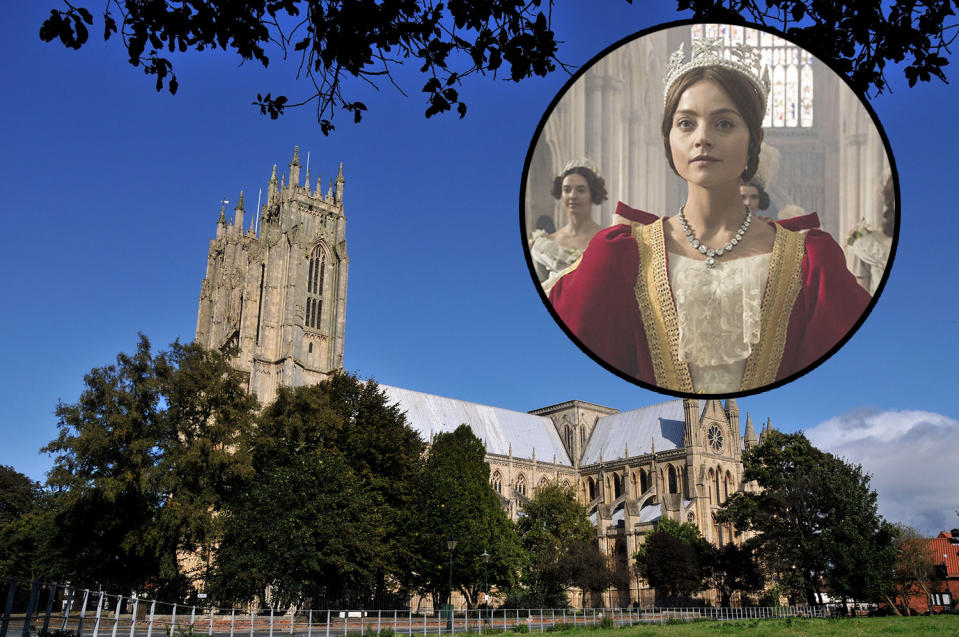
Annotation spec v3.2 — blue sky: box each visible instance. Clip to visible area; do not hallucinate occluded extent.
[1,3,956,534]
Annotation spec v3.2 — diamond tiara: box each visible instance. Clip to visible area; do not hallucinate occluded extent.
[663,36,771,114]
[561,157,602,179]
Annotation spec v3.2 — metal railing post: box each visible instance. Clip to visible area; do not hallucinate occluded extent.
[21,580,39,637]
[1,579,17,637]
[146,600,156,637]
[111,596,122,637]
[93,592,106,637]
[40,582,56,635]
[129,597,140,637]
[307,610,311,637]
[231,608,236,637]
[60,585,74,632]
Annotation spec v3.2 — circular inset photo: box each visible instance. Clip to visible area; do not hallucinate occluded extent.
[522,21,898,398]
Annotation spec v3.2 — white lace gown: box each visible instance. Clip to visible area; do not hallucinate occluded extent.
[529,229,585,292]
[667,251,772,393]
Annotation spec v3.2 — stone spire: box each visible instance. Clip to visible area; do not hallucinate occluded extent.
[683,398,699,447]
[289,146,301,189]
[335,162,344,204]
[234,190,245,234]
[268,164,278,203]
[725,398,739,425]
[216,202,226,239]
[743,412,757,449]
[327,177,333,201]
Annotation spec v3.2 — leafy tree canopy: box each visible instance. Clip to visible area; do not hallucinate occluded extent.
[41,335,258,596]
[0,465,40,527]
[408,424,524,608]
[717,430,896,607]
[886,523,939,615]
[213,375,427,608]
[40,0,561,134]
[514,483,609,608]
[710,541,765,607]
[39,1,959,133]
[0,466,54,579]
[634,518,711,602]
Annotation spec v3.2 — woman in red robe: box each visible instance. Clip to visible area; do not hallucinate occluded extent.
[549,38,870,394]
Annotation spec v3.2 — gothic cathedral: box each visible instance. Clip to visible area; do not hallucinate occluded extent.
[195,149,776,606]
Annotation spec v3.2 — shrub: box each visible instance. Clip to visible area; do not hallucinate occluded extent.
[545,623,574,632]
[513,623,530,633]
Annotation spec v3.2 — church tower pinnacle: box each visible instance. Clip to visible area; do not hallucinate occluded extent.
[196,147,348,405]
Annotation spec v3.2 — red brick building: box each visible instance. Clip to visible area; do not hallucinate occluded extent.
[898,529,959,614]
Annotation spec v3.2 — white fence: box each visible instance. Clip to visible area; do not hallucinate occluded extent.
[0,578,826,637]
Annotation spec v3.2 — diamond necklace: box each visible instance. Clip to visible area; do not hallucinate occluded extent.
[678,205,752,268]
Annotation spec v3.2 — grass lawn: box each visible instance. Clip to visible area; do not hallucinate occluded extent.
[467,615,959,636]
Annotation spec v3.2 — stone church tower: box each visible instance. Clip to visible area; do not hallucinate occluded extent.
[196,147,348,404]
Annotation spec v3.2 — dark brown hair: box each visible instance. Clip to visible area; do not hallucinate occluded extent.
[741,179,770,211]
[551,166,608,204]
[662,66,765,182]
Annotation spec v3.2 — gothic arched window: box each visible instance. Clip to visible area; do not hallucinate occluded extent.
[668,465,678,494]
[305,245,327,330]
[714,467,722,505]
[491,471,502,494]
[640,469,648,494]
[516,474,527,497]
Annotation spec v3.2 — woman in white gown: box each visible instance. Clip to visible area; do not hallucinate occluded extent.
[529,158,606,292]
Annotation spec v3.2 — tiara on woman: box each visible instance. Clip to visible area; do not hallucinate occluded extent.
[561,157,602,179]
[663,37,771,111]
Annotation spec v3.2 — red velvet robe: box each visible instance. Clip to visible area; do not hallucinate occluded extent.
[548,203,871,393]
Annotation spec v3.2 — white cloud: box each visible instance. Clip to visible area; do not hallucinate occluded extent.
[804,408,959,536]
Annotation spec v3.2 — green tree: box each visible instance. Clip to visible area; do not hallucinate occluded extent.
[514,483,609,608]
[710,541,765,607]
[0,466,57,579]
[152,341,259,590]
[40,2,959,131]
[42,335,258,596]
[887,524,937,615]
[409,424,523,608]
[211,446,381,607]
[212,374,427,608]
[717,431,896,607]
[634,518,711,603]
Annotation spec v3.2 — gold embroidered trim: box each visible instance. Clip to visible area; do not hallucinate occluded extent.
[544,254,584,296]
[631,220,694,392]
[740,225,806,390]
